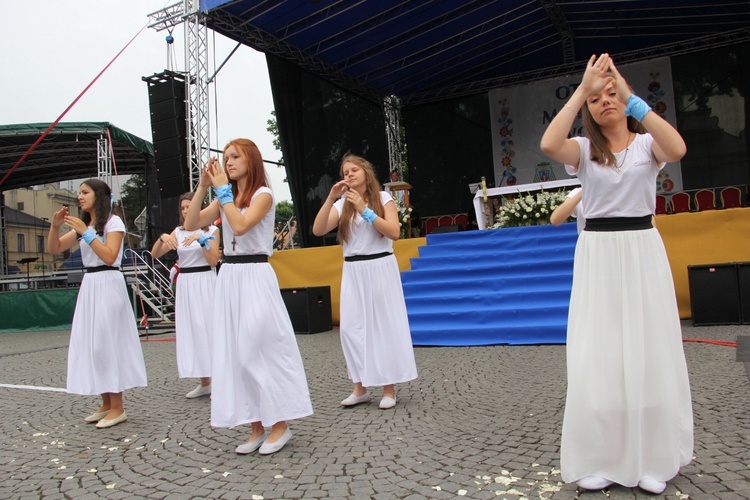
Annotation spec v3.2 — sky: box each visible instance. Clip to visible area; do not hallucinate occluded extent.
[0,0,291,202]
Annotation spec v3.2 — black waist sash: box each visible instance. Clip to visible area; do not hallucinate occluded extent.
[85,265,119,273]
[179,266,212,274]
[222,254,269,264]
[584,215,653,232]
[344,251,393,262]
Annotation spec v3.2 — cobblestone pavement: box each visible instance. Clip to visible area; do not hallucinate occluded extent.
[1,321,748,499]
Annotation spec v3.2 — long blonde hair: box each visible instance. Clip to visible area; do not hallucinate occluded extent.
[337,154,385,244]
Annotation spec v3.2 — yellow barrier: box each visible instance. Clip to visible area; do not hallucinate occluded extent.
[270,238,425,325]
[656,207,750,318]
[271,207,750,323]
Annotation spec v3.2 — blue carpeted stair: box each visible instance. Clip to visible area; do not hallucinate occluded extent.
[402,223,578,346]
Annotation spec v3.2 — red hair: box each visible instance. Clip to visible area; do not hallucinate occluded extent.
[223,138,268,209]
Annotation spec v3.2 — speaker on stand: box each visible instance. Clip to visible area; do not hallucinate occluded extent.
[143,70,191,245]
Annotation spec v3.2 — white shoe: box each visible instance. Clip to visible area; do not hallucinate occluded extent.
[95,411,128,429]
[340,392,371,406]
[258,428,292,455]
[638,477,667,494]
[577,476,614,490]
[235,434,266,454]
[186,384,211,399]
[379,396,397,409]
[84,410,109,423]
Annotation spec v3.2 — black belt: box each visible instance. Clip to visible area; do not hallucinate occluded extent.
[85,265,120,273]
[585,215,653,232]
[345,251,393,262]
[222,254,269,264]
[178,266,212,274]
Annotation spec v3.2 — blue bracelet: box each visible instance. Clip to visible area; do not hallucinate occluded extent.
[624,94,652,122]
[81,228,97,245]
[360,207,377,224]
[197,234,216,249]
[213,184,234,205]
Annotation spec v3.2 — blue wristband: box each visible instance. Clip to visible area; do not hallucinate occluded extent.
[624,94,652,122]
[213,184,234,205]
[197,234,216,249]
[81,228,97,245]
[360,207,377,224]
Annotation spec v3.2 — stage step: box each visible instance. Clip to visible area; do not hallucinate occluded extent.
[402,223,578,346]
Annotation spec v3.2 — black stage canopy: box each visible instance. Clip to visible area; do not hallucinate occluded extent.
[201,0,750,105]
[0,122,154,191]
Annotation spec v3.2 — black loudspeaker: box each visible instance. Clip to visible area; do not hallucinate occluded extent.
[280,286,333,334]
[144,71,190,198]
[688,264,741,326]
[431,224,461,234]
[738,262,750,324]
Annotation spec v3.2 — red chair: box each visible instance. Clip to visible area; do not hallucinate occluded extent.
[694,189,716,211]
[454,213,468,230]
[720,186,742,208]
[422,217,439,235]
[437,215,454,227]
[670,192,692,214]
[655,194,669,215]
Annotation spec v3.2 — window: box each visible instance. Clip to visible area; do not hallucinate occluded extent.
[17,233,25,253]
[17,202,24,211]
[37,235,45,253]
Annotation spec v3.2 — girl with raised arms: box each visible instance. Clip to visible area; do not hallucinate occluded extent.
[184,138,312,455]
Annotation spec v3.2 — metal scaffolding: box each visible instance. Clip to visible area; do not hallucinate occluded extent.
[383,95,404,177]
[148,0,210,191]
[96,134,112,186]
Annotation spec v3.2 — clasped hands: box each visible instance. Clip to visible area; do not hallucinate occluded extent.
[329,180,366,213]
[200,156,229,189]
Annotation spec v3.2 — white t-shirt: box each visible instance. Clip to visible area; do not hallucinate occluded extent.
[79,215,125,267]
[333,191,395,258]
[175,225,218,268]
[565,134,664,219]
[220,187,274,256]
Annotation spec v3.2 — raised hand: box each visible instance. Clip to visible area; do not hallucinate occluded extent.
[344,188,367,213]
[51,206,69,227]
[207,157,229,188]
[63,215,87,236]
[607,59,632,104]
[579,53,614,96]
[328,180,349,201]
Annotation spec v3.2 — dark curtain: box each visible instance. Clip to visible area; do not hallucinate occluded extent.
[266,54,389,247]
[402,93,494,218]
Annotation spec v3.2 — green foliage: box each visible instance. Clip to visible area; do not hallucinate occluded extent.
[266,110,284,166]
[275,200,294,226]
[119,174,147,233]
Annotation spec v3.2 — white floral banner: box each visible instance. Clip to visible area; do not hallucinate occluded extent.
[488,57,682,194]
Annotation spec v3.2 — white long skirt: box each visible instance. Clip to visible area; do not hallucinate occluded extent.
[175,270,216,378]
[67,270,147,395]
[561,228,693,486]
[340,255,418,387]
[210,262,313,428]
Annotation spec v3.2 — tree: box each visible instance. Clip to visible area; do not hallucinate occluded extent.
[266,110,284,166]
[275,200,294,227]
[119,174,147,234]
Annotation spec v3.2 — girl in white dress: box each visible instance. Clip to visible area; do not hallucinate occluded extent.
[47,179,147,429]
[184,138,313,455]
[540,53,693,494]
[312,154,418,409]
[151,192,219,398]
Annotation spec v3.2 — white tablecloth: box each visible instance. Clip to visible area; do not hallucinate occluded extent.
[473,178,581,229]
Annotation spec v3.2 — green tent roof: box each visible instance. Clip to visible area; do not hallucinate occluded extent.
[0,122,154,190]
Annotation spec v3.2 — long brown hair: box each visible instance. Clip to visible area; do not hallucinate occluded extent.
[80,178,112,236]
[223,138,268,209]
[582,100,646,166]
[337,154,385,244]
[178,192,208,231]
